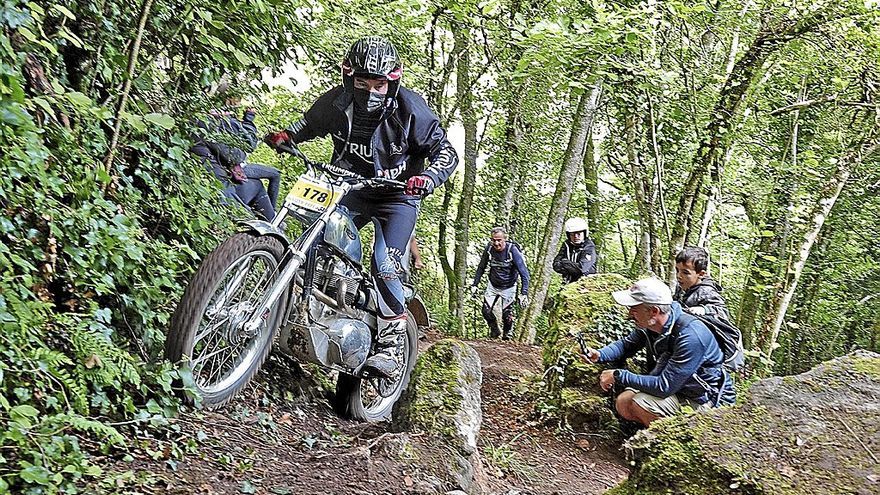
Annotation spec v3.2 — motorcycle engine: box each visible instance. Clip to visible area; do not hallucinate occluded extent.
[314,255,364,309]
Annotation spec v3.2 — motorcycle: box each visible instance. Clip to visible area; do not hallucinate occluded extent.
[165,145,419,421]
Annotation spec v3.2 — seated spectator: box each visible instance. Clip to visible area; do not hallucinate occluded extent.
[581,278,735,427]
[190,82,280,221]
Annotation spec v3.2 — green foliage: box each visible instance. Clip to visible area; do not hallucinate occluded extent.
[0,0,316,490]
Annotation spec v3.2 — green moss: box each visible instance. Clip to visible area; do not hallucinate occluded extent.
[405,339,467,438]
[536,275,632,431]
[559,387,615,429]
[852,356,880,379]
[612,412,765,495]
[614,352,880,494]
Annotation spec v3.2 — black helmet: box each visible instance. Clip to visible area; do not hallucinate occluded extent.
[341,36,402,98]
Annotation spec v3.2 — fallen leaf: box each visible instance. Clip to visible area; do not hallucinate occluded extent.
[278,413,293,425]
[404,475,413,487]
[84,354,102,369]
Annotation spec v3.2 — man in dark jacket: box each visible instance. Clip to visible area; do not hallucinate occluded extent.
[582,278,734,426]
[265,36,458,377]
[469,227,530,340]
[553,217,597,283]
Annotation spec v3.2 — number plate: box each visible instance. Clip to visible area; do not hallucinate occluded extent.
[285,176,338,212]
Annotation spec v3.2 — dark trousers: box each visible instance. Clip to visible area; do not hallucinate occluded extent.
[223,180,275,221]
[481,296,514,339]
[341,190,418,318]
[244,163,281,208]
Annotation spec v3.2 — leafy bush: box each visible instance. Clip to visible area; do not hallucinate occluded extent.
[0,0,312,490]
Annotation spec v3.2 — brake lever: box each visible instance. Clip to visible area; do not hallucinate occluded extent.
[368,178,406,190]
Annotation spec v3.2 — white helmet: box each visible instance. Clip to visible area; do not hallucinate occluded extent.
[564,217,588,234]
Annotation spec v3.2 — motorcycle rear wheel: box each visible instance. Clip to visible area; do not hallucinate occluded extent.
[166,233,289,407]
[334,313,419,422]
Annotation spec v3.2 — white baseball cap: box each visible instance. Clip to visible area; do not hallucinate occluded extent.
[612,278,673,307]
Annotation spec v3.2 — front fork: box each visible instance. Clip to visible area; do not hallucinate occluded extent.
[242,220,325,335]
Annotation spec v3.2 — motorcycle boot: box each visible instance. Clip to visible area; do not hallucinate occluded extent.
[363,315,407,378]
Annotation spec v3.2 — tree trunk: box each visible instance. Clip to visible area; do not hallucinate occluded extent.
[496,85,524,231]
[748,81,805,352]
[451,26,478,333]
[624,107,655,275]
[669,5,854,261]
[761,137,880,368]
[438,180,457,313]
[582,135,604,261]
[517,86,603,343]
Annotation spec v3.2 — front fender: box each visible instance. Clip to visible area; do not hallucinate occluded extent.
[237,219,291,247]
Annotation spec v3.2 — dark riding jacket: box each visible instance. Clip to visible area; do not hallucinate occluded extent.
[285,86,458,188]
[552,239,597,283]
[673,277,731,320]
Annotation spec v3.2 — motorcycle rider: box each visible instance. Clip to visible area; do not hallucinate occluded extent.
[265,36,458,377]
[552,217,597,284]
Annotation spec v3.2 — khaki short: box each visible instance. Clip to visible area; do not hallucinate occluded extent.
[626,388,711,418]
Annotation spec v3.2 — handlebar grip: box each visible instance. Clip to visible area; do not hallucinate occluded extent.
[275,143,304,159]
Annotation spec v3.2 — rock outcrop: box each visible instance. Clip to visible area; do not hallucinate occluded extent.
[394,339,484,493]
[541,274,633,430]
[609,350,880,495]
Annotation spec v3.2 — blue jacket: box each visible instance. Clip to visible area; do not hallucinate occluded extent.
[598,302,733,405]
[473,243,530,295]
[285,86,458,188]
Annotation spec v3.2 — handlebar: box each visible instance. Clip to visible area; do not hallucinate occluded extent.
[273,142,405,191]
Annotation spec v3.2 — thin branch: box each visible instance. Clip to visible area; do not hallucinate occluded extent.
[103,0,156,171]
[769,94,840,115]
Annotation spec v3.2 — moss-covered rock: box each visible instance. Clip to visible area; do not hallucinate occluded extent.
[609,350,880,495]
[540,274,633,429]
[559,387,616,430]
[393,339,482,456]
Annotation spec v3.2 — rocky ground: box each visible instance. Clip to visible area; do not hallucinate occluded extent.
[103,332,630,494]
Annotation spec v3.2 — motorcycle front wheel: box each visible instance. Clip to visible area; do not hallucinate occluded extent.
[166,233,290,407]
[334,313,419,421]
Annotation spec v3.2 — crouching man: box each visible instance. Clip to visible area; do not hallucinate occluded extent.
[582,278,735,426]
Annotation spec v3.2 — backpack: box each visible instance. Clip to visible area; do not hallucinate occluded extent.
[484,241,524,268]
[672,312,745,372]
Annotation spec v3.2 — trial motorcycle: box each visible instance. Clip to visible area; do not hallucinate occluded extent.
[165,145,419,421]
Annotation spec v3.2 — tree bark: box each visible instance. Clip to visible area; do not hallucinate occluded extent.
[438,180,457,313]
[747,81,804,351]
[624,106,655,275]
[582,135,603,261]
[517,86,603,343]
[451,25,478,334]
[761,137,880,367]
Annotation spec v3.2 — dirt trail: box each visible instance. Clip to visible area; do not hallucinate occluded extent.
[111,337,628,494]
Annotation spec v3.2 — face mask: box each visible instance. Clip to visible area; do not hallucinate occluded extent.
[354,88,385,113]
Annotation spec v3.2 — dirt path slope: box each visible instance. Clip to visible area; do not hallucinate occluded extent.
[109,338,628,494]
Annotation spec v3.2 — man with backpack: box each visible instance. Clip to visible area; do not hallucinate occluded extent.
[470,227,530,340]
[581,278,735,426]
